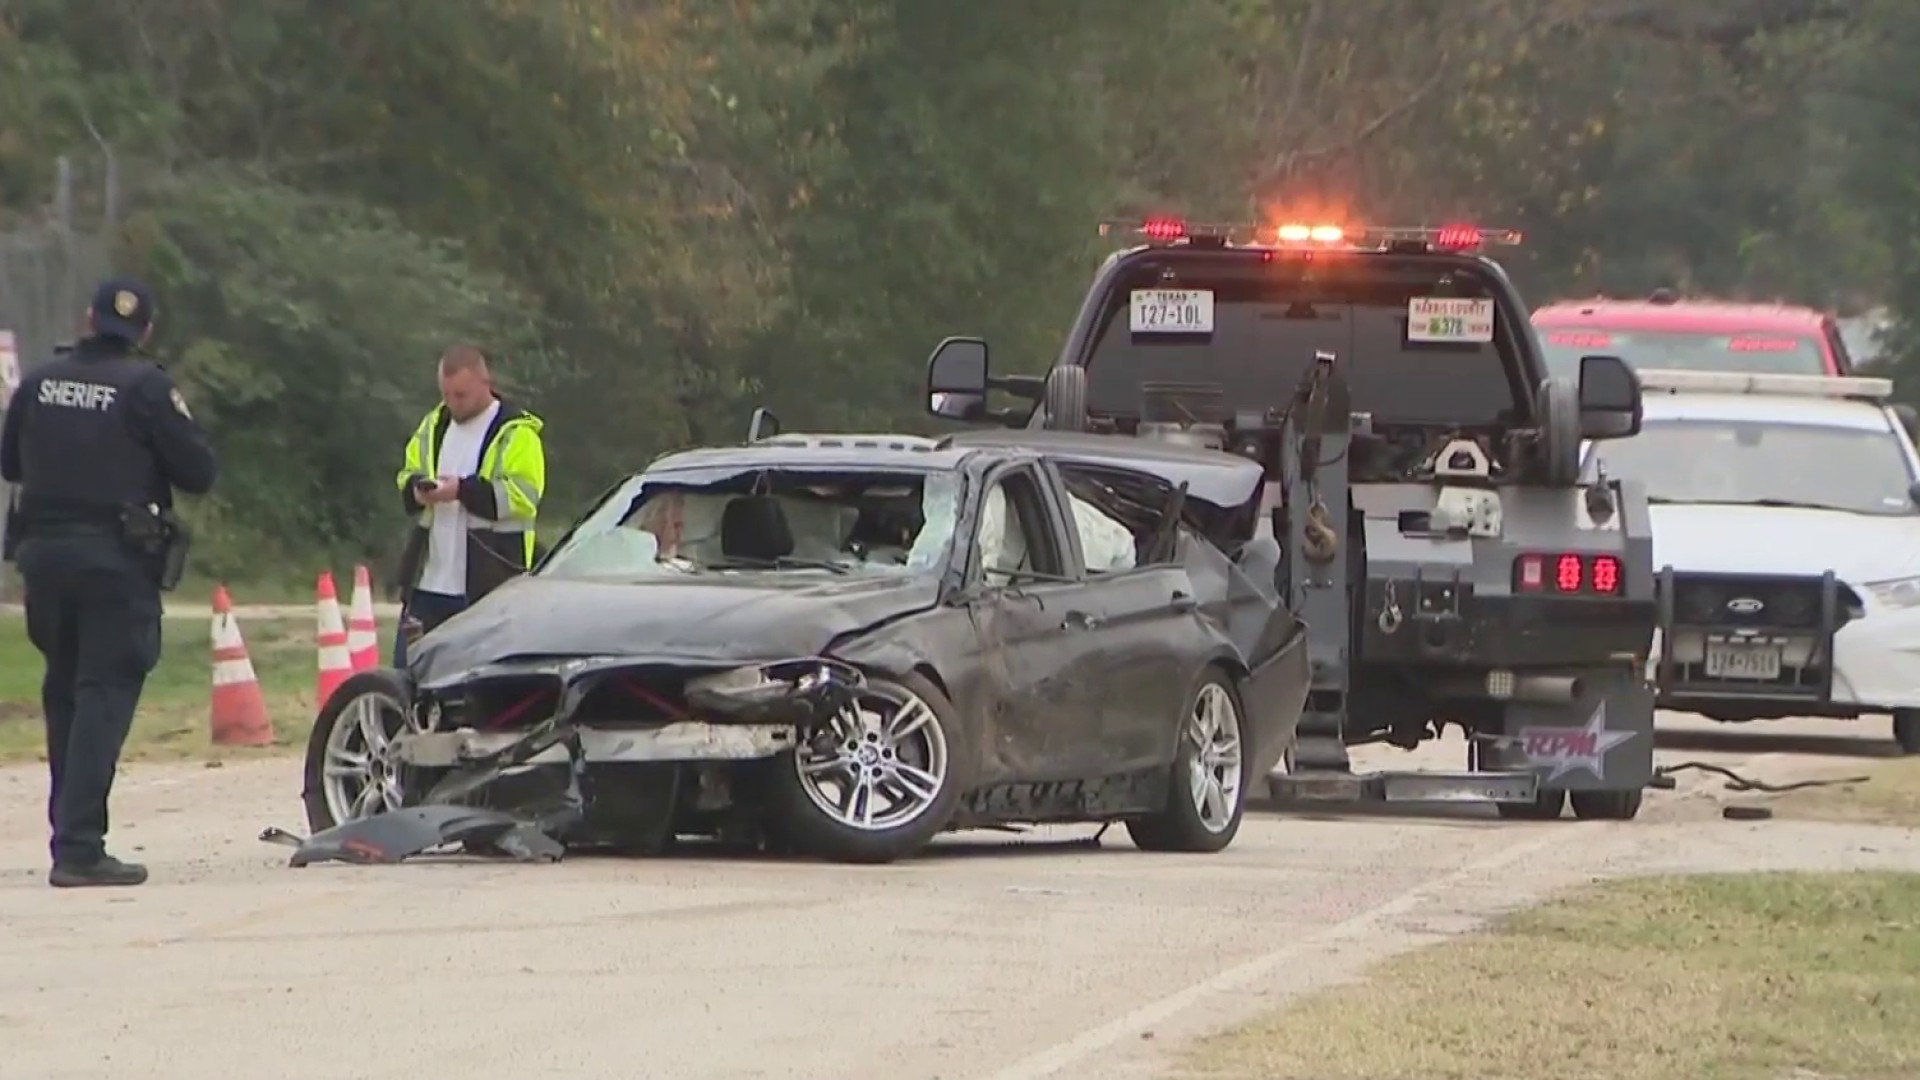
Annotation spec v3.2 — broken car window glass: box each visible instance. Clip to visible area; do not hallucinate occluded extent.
[539,467,966,579]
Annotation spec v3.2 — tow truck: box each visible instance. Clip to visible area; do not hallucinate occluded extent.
[922,217,1660,819]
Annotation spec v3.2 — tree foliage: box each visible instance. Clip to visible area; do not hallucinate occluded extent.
[0,0,1911,576]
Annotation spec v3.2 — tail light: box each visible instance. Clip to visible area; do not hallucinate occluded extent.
[1514,553,1623,596]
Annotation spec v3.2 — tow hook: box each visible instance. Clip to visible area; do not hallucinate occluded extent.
[1377,581,1404,635]
[1303,500,1339,563]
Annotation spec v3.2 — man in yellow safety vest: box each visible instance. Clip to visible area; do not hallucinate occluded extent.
[391,344,545,666]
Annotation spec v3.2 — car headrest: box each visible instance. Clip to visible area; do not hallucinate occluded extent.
[720,495,795,562]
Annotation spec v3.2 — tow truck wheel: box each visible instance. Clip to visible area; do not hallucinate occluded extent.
[1496,787,1565,820]
[1569,788,1643,821]
[1043,365,1088,432]
[1536,377,1582,487]
[1894,710,1920,756]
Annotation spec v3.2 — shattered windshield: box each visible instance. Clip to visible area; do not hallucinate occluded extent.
[538,466,964,579]
[1591,418,1918,516]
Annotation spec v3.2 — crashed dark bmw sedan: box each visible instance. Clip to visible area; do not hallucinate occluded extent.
[301,431,1310,864]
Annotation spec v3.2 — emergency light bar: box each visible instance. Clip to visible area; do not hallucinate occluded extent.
[1636,368,1894,401]
[1097,217,1523,254]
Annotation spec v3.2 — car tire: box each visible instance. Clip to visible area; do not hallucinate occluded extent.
[1128,667,1250,854]
[1496,787,1566,820]
[765,670,967,865]
[301,669,416,834]
[1043,365,1088,432]
[1894,710,1920,755]
[1568,787,1643,821]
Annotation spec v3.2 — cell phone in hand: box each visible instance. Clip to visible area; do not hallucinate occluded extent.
[413,478,437,493]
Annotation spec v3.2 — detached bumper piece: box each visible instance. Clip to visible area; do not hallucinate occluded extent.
[260,806,566,867]
[1654,568,1853,705]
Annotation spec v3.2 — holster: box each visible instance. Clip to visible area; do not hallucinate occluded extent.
[118,503,192,591]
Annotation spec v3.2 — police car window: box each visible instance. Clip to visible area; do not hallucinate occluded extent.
[1594,419,1917,516]
[1081,266,1522,427]
[1537,329,1826,381]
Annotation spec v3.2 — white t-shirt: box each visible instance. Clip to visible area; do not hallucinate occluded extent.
[418,399,501,596]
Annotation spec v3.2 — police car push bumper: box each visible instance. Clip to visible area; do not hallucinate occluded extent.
[1650,576,1920,712]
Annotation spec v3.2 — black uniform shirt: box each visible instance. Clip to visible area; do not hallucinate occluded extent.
[0,338,216,525]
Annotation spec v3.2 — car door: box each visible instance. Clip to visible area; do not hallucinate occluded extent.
[1044,461,1201,775]
[961,463,1107,785]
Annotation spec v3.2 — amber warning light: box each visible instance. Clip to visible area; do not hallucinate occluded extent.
[1098,218,1523,253]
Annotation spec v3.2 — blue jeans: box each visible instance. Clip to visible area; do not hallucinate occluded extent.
[391,589,468,668]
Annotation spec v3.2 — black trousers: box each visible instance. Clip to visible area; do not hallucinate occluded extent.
[16,532,162,867]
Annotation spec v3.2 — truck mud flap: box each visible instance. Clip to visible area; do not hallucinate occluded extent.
[1479,666,1655,791]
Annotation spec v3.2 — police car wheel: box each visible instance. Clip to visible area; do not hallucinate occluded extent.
[1569,787,1643,821]
[1894,710,1920,756]
[765,671,968,864]
[302,669,417,834]
[1496,787,1565,820]
[1128,667,1249,854]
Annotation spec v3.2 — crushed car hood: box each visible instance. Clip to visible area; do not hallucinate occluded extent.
[408,572,942,685]
[1650,504,1920,584]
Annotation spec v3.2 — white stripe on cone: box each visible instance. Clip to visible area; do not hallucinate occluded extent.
[315,571,352,708]
[345,564,378,671]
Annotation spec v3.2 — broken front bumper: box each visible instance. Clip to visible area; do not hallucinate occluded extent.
[399,655,862,769]
[392,721,797,768]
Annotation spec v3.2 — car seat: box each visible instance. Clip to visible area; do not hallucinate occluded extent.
[720,495,795,562]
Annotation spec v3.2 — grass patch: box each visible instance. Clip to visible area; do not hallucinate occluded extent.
[1770,757,1920,828]
[0,611,394,765]
[1178,871,1920,1080]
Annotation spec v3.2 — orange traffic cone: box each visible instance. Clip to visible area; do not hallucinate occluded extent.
[346,564,378,672]
[210,585,274,747]
[315,571,352,709]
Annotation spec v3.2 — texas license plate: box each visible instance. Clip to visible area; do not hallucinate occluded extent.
[1704,641,1782,680]
[1129,289,1214,334]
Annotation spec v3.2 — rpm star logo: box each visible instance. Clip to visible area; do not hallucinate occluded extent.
[1516,701,1634,783]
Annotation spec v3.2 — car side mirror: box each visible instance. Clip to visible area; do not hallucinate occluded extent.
[746,407,781,442]
[1576,354,1642,440]
[927,336,990,421]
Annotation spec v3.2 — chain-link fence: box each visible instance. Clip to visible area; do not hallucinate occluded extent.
[0,155,115,601]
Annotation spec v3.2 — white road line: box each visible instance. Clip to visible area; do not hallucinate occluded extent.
[974,825,1575,1080]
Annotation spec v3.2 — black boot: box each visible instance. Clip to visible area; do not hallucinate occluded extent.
[49,854,149,888]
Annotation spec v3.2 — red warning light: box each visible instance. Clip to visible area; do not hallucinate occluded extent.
[1434,224,1483,250]
[1591,555,1620,594]
[1140,217,1186,242]
[1554,554,1583,593]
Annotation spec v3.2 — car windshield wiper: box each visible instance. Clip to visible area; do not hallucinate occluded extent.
[704,556,851,575]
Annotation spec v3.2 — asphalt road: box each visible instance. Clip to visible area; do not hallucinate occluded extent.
[0,712,1914,1080]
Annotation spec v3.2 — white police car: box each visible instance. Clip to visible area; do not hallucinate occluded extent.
[1581,369,1920,753]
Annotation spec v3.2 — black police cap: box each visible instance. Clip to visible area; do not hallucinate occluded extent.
[90,277,155,343]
